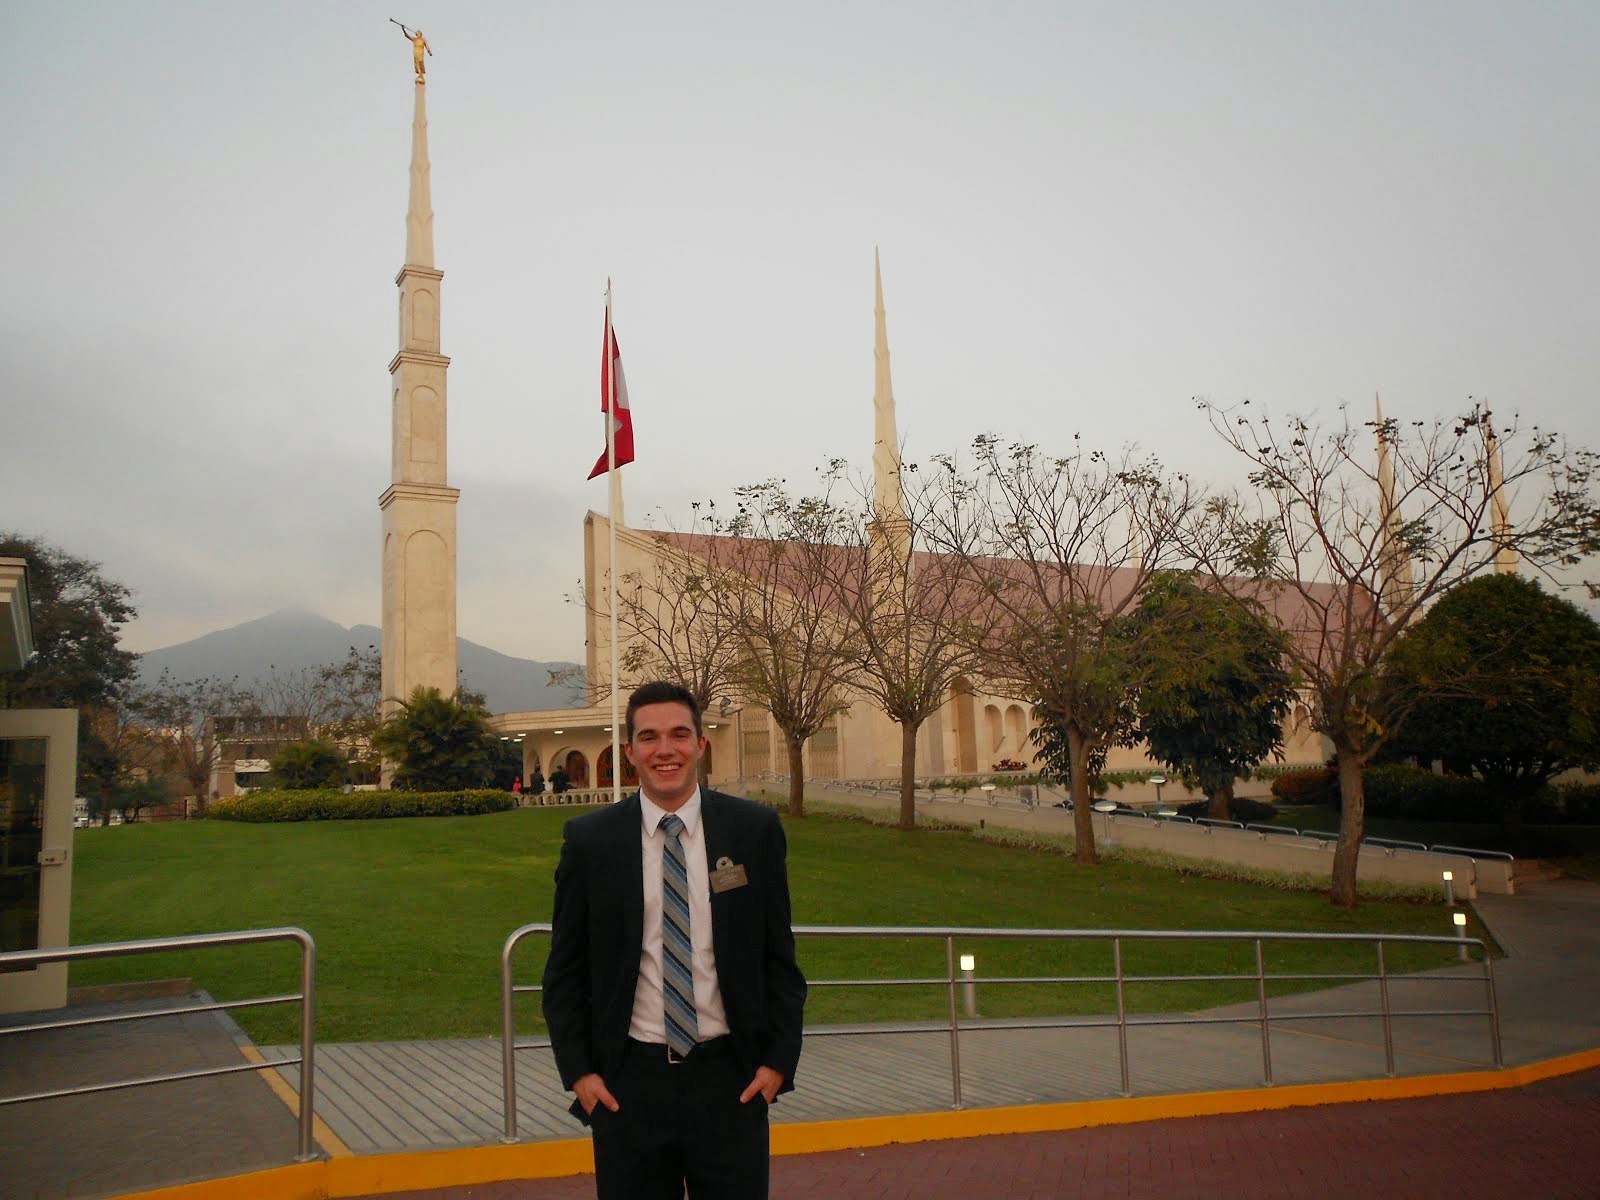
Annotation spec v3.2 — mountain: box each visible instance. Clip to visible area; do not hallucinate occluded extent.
[136,609,582,713]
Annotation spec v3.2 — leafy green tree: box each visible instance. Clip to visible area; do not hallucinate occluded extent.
[109,776,172,824]
[1,534,141,798]
[1128,573,1296,819]
[371,686,501,791]
[0,534,138,711]
[269,739,347,790]
[1386,574,1600,839]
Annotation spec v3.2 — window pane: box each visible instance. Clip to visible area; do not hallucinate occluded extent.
[0,737,48,966]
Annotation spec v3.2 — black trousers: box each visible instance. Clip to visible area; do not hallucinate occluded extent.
[590,1037,770,1199]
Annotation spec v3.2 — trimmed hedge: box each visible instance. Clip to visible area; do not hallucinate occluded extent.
[1557,782,1600,824]
[206,788,515,823]
[1360,764,1495,822]
[1177,796,1279,823]
[1270,769,1339,807]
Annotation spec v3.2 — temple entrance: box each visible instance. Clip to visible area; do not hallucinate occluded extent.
[564,750,589,788]
[596,746,638,789]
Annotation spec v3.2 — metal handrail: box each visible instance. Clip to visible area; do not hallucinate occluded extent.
[0,928,318,1162]
[1365,836,1430,852]
[501,922,554,1143]
[498,922,1499,1134]
[1431,843,1516,862]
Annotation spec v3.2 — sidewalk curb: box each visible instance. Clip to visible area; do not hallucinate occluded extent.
[108,1045,1600,1200]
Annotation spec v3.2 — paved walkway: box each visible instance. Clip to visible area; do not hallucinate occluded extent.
[352,1065,1600,1200]
[2,878,1596,1199]
[0,991,300,1200]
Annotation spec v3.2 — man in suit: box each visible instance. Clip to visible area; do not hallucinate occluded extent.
[542,681,807,1198]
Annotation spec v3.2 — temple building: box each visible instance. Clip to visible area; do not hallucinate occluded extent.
[488,255,1330,792]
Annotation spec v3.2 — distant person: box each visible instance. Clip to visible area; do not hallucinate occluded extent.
[551,764,571,794]
[528,767,546,795]
[512,776,523,796]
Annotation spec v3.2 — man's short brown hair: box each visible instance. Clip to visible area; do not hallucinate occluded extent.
[624,681,703,740]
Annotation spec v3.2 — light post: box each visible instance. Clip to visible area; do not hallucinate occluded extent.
[1149,773,1167,807]
[1093,799,1118,846]
[959,953,977,1018]
[1442,870,1455,907]
[1453,910,1469,962]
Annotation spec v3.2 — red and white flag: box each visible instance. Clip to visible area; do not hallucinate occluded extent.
[588,307,634,480]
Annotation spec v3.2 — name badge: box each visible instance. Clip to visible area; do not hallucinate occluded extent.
[709,856,749,893]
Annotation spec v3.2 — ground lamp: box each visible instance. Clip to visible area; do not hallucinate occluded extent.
[1453,910,1469,962]
[959,953,977,1018]
[1442,870,1455,907]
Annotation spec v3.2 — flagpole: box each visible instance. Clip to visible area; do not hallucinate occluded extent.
[606,280,622,806]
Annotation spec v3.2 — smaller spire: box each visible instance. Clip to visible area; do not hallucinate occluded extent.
[871,248,903,526]
[1485,417,1518,575]
[1375,393,1415,618]
[405,79,435,268]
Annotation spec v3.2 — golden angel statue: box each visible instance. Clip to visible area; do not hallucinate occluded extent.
[392,20,432,79]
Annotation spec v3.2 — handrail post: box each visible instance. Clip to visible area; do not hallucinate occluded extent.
[945,935,963,1109]
[1376,940,1395,1077]
[1482,948,1503,1068]
[294,930,318,1162]
[501,931,520,1142]
[1254,938,1273,1086]
[1113,937,1129,1097]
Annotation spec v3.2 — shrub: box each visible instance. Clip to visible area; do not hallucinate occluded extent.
[1556,782,1600,824]
[1360,764,1495,822]
[1270,769,1338,806]
[269,739,347,790]
[1177,796,1278,823]
[206,788,515,823]
[992,759,1028,773]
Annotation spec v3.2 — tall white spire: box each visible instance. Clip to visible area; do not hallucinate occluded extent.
[405,79,434,269]
[381,74,459,728]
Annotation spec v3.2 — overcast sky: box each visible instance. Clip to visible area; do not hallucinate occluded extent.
[4,1,1597,662]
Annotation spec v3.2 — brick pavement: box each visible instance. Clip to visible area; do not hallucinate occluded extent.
[356,1066,1600,1200]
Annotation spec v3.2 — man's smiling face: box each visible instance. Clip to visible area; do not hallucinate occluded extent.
[623,700,705,810]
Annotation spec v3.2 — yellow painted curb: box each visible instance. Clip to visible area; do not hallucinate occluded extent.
[237,1044,353,1158]
[112,1046,1600,1200]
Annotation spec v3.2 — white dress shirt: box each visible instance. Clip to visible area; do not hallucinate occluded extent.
[629,788,730,1044]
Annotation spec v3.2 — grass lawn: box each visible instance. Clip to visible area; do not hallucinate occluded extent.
[70,806,1487,1045]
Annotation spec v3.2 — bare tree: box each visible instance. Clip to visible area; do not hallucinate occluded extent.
[1198,400,1598,907]
[693,481,864,817]
[923,435,1201,864]
[81,698,178,823]
[133,672,256,814]
[818,463,984,829]
[566,513,747,718]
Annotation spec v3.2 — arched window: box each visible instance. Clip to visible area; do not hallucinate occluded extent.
[984,705,1003,752]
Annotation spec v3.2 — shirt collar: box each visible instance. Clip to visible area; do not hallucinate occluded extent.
[640,787,702,838]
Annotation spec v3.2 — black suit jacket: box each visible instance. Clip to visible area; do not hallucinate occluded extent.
[541,789,807,1118]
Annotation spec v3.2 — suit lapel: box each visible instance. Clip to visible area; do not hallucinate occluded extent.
[701,790,733,957]
[621,792,644,966]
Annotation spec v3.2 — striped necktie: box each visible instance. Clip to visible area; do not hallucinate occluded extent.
[659,813,699,1058]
